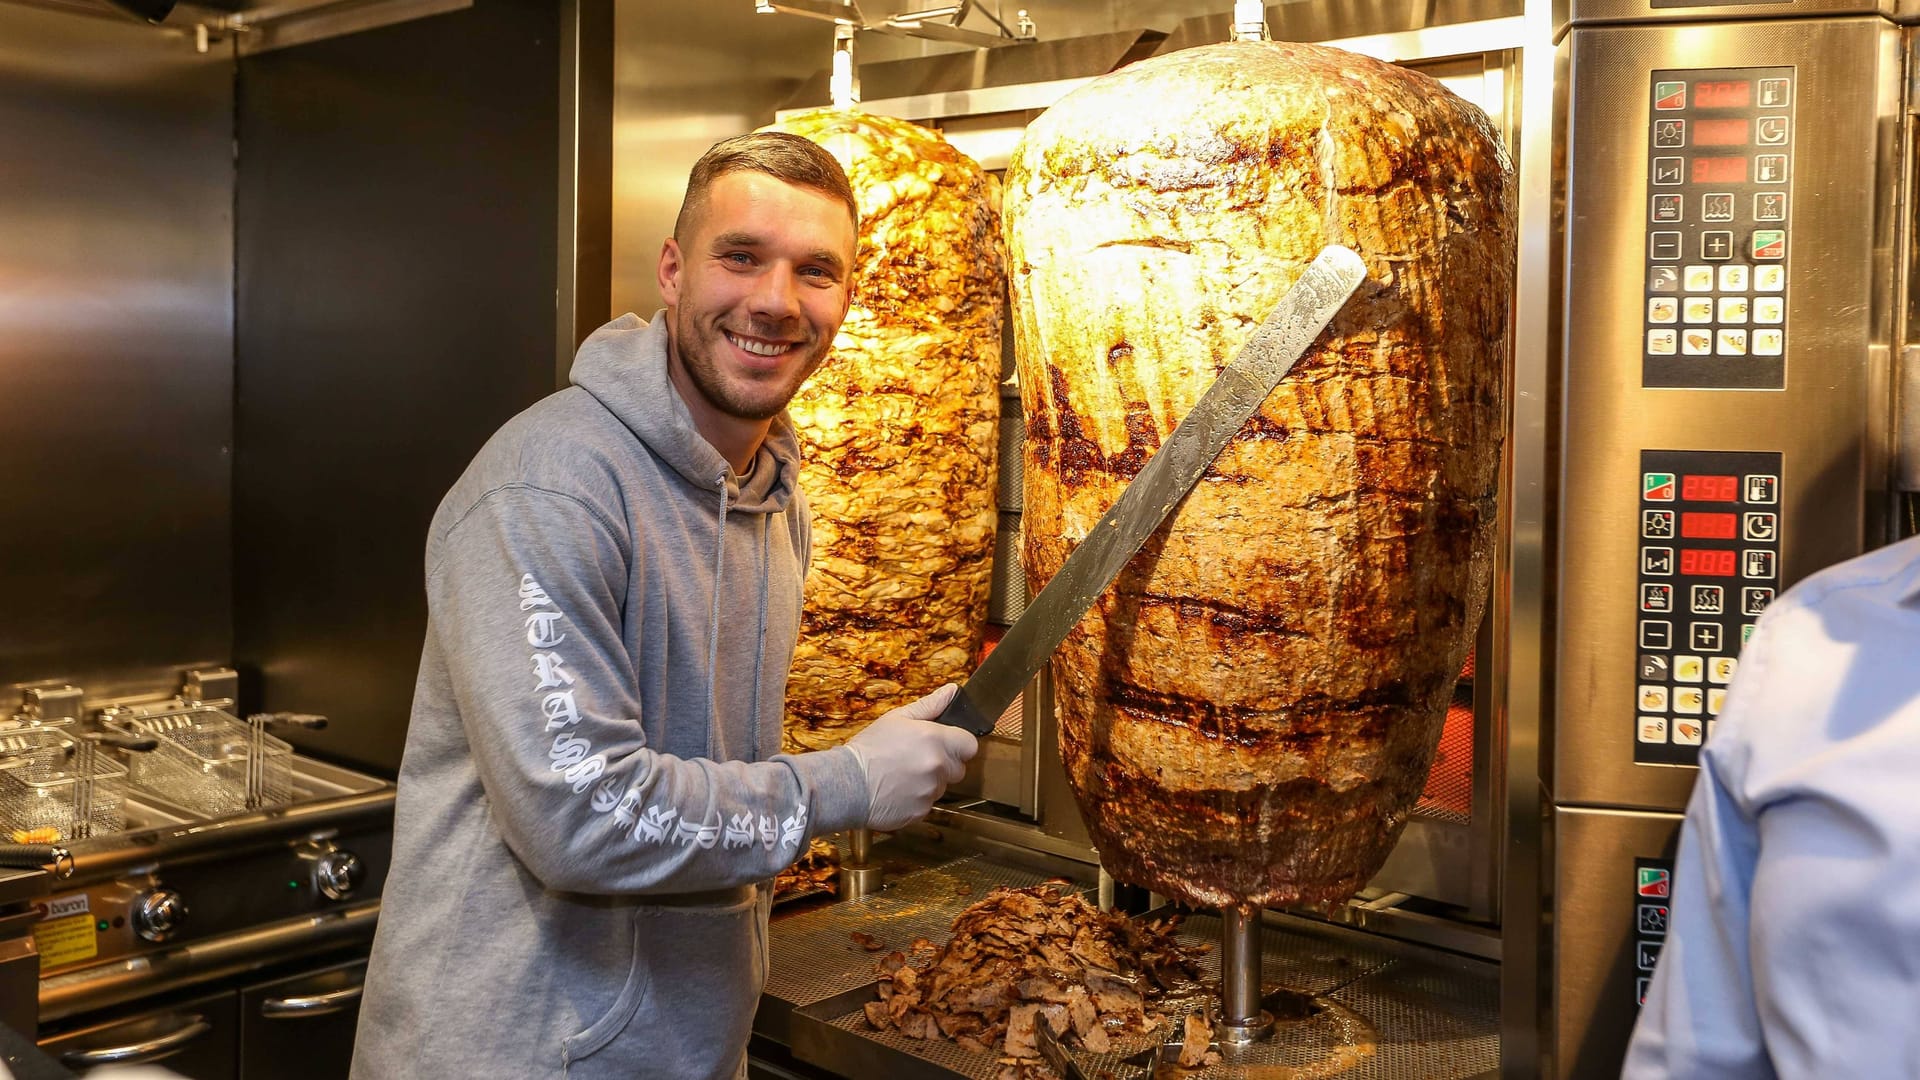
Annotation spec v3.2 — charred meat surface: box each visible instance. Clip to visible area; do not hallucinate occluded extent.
[766,109,1006,753]
[864,882,1204,1077]
[772,837,839,903]
[1003,41,1514,907]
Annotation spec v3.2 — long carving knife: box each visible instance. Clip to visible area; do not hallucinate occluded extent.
[936,245,1368,735]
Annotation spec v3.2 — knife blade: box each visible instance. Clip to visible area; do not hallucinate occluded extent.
[936,245,1368,735]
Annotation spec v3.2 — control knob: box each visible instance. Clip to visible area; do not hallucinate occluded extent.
[134,889,186,942]
[316,851,364,900]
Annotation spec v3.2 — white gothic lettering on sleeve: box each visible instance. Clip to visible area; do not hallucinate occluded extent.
[518,573,555,611]
[515,569,763,864]
[674,811,722,850]
[531,651,573,691]
[541,690,581,730]
[634,804,677,844]
[590,777,622,813]
[612,787,643,827]
[547,734,606,793]
[525,610,568,649]
[549,732,592,769]
[780,802,808,850]
[562,754,606,794]
[723,812,756,849]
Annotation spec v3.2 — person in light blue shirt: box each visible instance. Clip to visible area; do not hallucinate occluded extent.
[1622,533,1920,1078]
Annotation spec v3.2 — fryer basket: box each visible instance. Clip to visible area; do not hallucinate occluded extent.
[0,729,126,843]
[111,707,293,816]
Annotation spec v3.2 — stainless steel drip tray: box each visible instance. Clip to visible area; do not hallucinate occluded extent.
[288,756,389,800]
[116,797,194,832]
[775,876,1499,1080]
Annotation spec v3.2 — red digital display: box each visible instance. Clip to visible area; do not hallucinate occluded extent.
[1692,118,1749,147]
[1680,548,1738,577]
[1692,80,1753,109]
[1691,157,1749,184]
[1682,474,1741,502]
[1681,512,1738,539]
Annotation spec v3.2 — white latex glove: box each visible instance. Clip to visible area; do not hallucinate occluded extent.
[844,684,979,832]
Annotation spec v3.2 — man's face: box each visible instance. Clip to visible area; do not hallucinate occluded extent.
[658,170,856,423]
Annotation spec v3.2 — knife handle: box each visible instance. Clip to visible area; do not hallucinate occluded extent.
[934,691,996,736]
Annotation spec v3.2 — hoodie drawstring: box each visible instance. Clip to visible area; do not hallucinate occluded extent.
[705,474,728,760]
[706,474,778,763]
[748,516,771,759]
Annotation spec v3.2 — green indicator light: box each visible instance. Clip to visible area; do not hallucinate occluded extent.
[95,920,108,932]
[288,880,300,889]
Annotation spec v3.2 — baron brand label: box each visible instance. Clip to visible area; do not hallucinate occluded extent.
[43,893,88,920]
[32,892,96,971]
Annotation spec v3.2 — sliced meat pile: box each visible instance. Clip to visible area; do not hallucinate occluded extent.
[772,838,839,903]
[862,882,1203,1077]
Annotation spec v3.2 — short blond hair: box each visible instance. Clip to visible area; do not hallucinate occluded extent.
[674,131,858,241]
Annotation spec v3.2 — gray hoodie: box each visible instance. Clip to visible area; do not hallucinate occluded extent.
[351,312,869,1080]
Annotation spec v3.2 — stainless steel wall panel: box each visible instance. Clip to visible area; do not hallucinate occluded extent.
[0,4,235,700]
[558,0,614,377]
[1554,18,1901,812]
[610,0,832,316]
[233,0,563,775]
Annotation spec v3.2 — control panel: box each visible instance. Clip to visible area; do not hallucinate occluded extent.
[1643,66,1795,390]
[1631,858,1674,1009]
[28,826,389,975]
[1635,449,1781,765]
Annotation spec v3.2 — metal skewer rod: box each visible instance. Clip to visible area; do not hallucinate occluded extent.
[838,827,881,899]
[1219,904,1274,1045]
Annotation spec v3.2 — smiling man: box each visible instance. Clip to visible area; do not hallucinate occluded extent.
[351,132,978,1080]
[661,168,850,449]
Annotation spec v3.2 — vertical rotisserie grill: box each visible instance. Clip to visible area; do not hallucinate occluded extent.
[1003,40,1514,909]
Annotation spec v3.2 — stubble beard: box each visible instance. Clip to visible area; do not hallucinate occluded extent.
[671,308,827,422]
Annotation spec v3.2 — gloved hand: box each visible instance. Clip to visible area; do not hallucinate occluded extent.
[844,684,979,832]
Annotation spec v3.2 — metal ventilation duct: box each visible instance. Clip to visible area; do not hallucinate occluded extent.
[781,27,1164,112]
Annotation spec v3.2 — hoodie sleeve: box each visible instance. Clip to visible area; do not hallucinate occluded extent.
[427,483,870,896]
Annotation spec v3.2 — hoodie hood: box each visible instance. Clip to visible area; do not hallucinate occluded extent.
[570,310,802,515]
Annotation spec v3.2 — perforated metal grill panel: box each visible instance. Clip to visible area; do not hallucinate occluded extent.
[987,512,1028,623]
[992,697,1026,740]
[997,411,1024,512]
[1413,699,1476,826]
